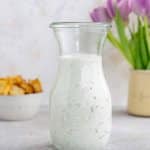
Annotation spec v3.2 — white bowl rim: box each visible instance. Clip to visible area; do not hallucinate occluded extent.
[0,92,44,98]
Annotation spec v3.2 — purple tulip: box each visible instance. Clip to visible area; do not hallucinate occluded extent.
[90,6,112,22]
[129,0,150,17]
[90,0,131,22]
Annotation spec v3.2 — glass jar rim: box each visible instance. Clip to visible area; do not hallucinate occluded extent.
[50,22,111,29]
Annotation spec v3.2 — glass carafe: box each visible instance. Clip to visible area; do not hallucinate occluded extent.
[50,22,111,150]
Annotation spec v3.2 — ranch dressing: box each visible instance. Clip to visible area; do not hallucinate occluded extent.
[50,54,111,150]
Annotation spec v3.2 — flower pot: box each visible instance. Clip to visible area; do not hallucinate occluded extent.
[128,70,150,117]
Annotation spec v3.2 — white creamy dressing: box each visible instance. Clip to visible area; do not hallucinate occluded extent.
[50,54,111,150]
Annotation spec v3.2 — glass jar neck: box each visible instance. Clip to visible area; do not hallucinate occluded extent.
[50,22,111,56]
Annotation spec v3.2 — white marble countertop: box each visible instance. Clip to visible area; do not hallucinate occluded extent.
[1,106,150,150]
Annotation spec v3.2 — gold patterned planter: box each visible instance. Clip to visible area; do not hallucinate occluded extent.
[128,70,150,117]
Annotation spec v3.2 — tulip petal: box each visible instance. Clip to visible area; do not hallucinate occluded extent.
[90,6,112,22]
[129,0,147,16]
[145,0,150,17]
[106,0,115,18]
[117,0,131,21]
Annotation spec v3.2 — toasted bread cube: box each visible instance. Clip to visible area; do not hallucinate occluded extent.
[9,85,25,95]
[8,75,24,85]
[0,78,7,80]
[29,78,42,93]
[3,84,12,95]
[0,79,9,95]
[0,76,42,95]
[19,81,34,94]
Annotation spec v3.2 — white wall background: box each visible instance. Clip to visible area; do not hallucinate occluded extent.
[0,0,130,106]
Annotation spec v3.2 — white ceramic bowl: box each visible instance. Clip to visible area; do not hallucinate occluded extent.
[0,93,43,121]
